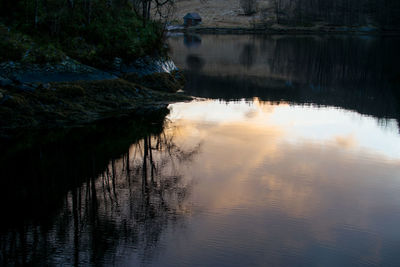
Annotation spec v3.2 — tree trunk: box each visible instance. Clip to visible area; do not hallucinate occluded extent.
[142,0,148,26]
[34,0,39,28]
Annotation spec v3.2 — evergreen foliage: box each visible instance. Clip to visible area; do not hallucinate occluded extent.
[0,0,165,65]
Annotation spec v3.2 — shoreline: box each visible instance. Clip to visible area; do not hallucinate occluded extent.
[0,78,190,139]
[2,28,398,138]
[0,82,191,140]
[169,26,400,36]
[0,56,190,139]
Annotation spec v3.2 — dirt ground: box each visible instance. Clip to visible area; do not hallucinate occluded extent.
[172,0,272,27]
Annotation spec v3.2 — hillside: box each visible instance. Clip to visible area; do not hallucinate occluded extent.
[173,0,271,27]
[172,0,400,30]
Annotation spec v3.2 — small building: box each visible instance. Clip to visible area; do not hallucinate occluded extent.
[183,13,202,27]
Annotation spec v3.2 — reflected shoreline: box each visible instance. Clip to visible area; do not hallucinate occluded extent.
[1,33,400,266]
[184,71,400,126]
[0,107,199,266]
[170,34,400,128]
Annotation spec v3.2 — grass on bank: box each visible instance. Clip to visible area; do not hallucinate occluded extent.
[0,77,190,135]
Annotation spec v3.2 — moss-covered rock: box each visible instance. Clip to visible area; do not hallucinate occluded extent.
[55,84,85,98]
[0,78,191,137]
[123,70,185,93]
[2,95,28,108]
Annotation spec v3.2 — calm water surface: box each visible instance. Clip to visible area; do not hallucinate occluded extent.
[1,34,400,266]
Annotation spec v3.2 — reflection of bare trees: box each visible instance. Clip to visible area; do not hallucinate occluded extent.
[0,122,201,266]
[181,36,400,123]
[239,43,257,70]
[186,54,205,72]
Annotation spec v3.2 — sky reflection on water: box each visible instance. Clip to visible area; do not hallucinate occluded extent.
[168,99,400,160]
[151,99,400,266]
[1,96,400,267]
[2,34,400,266]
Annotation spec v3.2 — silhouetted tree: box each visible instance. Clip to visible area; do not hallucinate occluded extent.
[240,0,258,15]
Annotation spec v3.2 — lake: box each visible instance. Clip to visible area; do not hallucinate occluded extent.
[1,34,400,266]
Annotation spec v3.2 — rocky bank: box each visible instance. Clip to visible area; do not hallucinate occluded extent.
[0,56,189,139]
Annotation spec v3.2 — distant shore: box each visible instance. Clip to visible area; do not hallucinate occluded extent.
[169,25,400,35]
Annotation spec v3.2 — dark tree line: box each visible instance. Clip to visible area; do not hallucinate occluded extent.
[0,0,176,65]
[272,0,400,28]
[0,0,174,35]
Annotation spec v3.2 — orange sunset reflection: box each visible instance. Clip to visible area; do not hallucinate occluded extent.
[157,99,400,265]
